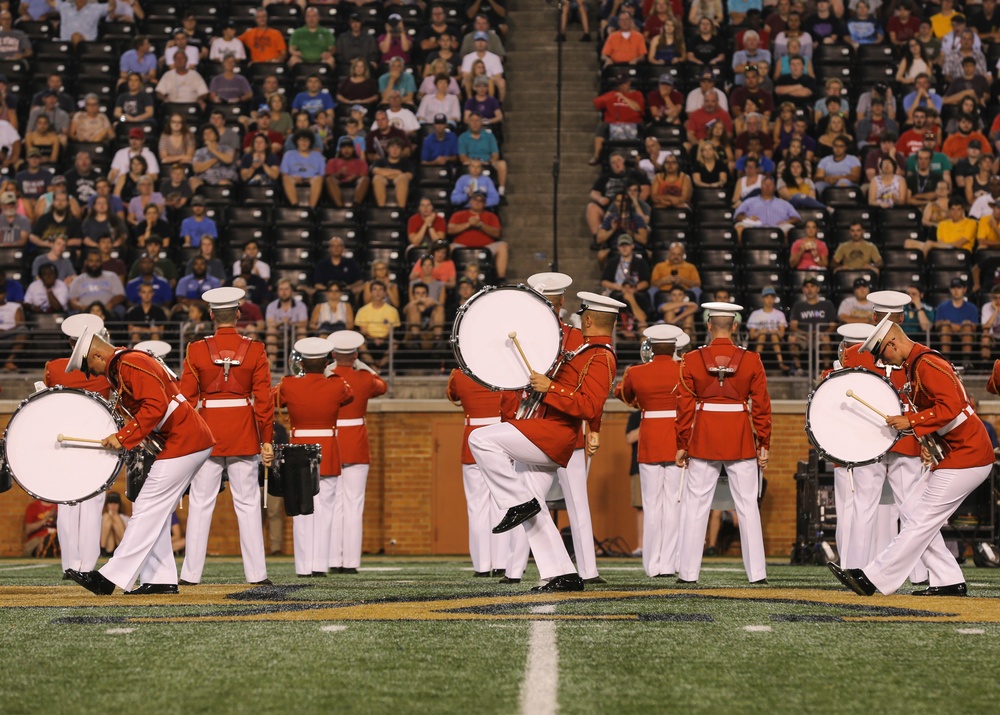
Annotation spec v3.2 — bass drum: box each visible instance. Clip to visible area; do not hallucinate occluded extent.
[806,368,902,468]
[0,439,11,494]
[5,387,126,504]
[450,284,563,391]
[270,444,322,517]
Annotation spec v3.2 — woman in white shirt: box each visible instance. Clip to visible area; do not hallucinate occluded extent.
[416,74,462,125]
[896,39,930,87]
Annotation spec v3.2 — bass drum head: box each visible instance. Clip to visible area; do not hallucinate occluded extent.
[5,388,123,503]
[452,285,562,390]
[806,369,902,467]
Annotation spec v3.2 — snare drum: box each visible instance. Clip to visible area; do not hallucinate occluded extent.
[806,368,902,467]
[5,387,126,504]
[271,444,321,517]
[451,284,563,391]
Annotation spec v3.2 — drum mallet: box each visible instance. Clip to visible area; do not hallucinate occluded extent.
[678,464,686,503]
[263,465,269,509]
[845,390,889,419]
[57,434,106,446]
[507,331,534,373]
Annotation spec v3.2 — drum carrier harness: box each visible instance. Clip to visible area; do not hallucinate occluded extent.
[698,344,747,398]
[204,335,254,393]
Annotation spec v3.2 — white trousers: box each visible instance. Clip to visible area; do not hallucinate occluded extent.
[100,447,213,590]
[557,448,599,579]
[329,464,368,569]
[293,476,337,575]
[58,496,104,572]
[833,466,855,567]
[469,423,575,580]
[639,462,682,577]
[867,464,991,594]
[463,462,494,572]
[678,458,766,583]
[839,463,881,569]
[181,455,267,584]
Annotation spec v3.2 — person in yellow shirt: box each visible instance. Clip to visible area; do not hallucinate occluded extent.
[931,0,958,38]
[354,281,401,370]
[934,199,977,253]
[976,200,1000,251]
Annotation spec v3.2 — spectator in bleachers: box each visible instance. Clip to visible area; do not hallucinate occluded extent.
[355,280,399,370]
[863,133,901,185]
[119,35,157,87]
[174,11,209,58]
[292,74,336,124]
[731,66,774,124]
[425,33,460,81]
[737,137,774,175]
[838,277,873,324]
[24,115,59,170]
[706,119,736,171]
[128,234,176,285]
[209,53,254,108]
[51,0,114,46]
[175,256,222,309]
[82,195,127,249]
[936,277,978,362]
[638,136,667,181]
[30,236,74,285]
[155,51,209,109]
[158,115,196,172]
[370,138,414,207]
[189,125,239,194]
[283,111,322,153]
[692,141,728,190]
[688,0,723,27]
[365,261,401,308]
[732,31,771,87]
[378,57,416,107]
[929,198,978,254]
[23,263,67,315]
[239,8,289,65]
[380,90,421,136]
[587,156,647,235]
[165,29,201,70]
[314,236,364,299]
[422,5,459,53]
[288,7,336,69]
[643,0,676,41]
[974,0,1000,41]
[602,9,647,67]
[310,282,354,337]
[868,156,909,208]
[944,56,990,112]
[461,31,506,102]
[591,72,645,164]
[451,158,499,208]
[115,154,148,205]
[30,194,81,252]
[420,117,459,171]
[160,164,192,218]
[367,109,413,161]
[982,285,1000,360]
[914,17,942,60]
[896,40,931,90]
[109,129,159,185]
[788,276,837,370]
[407,197,447,257]
[282,129,326,208]
[126,175,164,226]
[945,99,985,137]
[31,74,73,116]
[463,77,503,128]
[461,14,506,57]
[942,28,987,82]
[404,278,446,351]
[975,195,1000,259]
[210,20,247,62]
[833,223,882,276]
[27,89,68,143]
[647,16,683,65]
[649,154,693,209]
[265,278,308,365]
[20,0,57,22]
[788,219,828,270]
[902,77,943,126]
[0,281,25,369]
[943,113,992,162]
[601,233,650,302]
[773,55,816,111]
[187,235,225,282]
[734,174,800,240]
[646,73,683,126]
[804,0,845,45]
[231,276,264,338]
[814,134,861,195]
[855,98,898,151]
[773,36,814,80]
[906,152,945,207]
[233,240,271,284]
[845,0,883,48]
[337,14,378,70]
[734,111,773,160]
[778,156,823,209]
[448,190,507,281]
[126,254,173,306]
[15,149,50,222]
[686,70,730,114]
[0,191,28,247]
[0,76,18,135]
[337,58,380,110]
[125,282,168,342]
[773,12,813,60]
[419,59,460,100]
[242,110,285,156]
[180,196,218,248]
[595,189,649,263]
[732,155,764,205]
[114,74,156,130]
[905,130,952,182]
[323,137,369,207]
[684,89,732,146]
[657,285,698,339]
[89,177,125,220]
[686,17,726,69]
[69,249,124,315]
[379,14,413,66]
[458,113,507,198]
[748,286,789,372]
[897,283,934,338]
[650,241,701,298]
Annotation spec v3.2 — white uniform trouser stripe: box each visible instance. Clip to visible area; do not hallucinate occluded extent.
[181,455,267,584]
[638,462,682,577]
[677,458,766,583]
[329,463,369,569]
[462,463,493,573]
[557,448,598,579]
[293,476,338,575]
[866,464,992,594]
[58,496,104,572]
[469,423,576,580]
[100,447,213,590]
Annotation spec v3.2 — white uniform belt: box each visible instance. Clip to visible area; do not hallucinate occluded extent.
[200,397,252,408]
[466,417,501,426]
[337,418,365,427]
[642,410,676,419]
[697,403,747,412]
[292,428,335,438]
[937,405,974,436]
[156,394,186,431]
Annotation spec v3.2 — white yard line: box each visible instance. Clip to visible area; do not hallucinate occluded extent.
[743,625,773,633]
[321,625,348,632]
[957,628,985,635]
[520,605,559,715]
[0,563,55,572]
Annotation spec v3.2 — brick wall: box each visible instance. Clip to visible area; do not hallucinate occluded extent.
[2,401,996,559]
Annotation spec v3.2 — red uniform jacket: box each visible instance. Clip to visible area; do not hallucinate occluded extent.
[106,349,215,460]
[561,322,587,450]
[44,357,112,399]
[501,336,617,468]
[180,327,274,457]
[615,355,680,464]
[842,343,920,457]
[446,368,503,465]
[904,343,994,470]
[275,373,353,476]
[676,338,771,460]
[330,365,387,464]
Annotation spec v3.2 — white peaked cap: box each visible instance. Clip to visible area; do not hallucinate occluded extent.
[203,286,245,310]
[61,313,104,339]
[527,272,573,296]
[134,340,172,358]
[643,324,685,343]
[328,330,365,354]
[577,291,627,314]
[867,290,911,314]
[837,323,875,344]
[294,337,333,360]
[859,314,895,356]
[66,327,96,373]
[702,301,744,317]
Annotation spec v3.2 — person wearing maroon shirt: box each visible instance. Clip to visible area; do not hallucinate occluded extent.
[729,66,775,121]
[241,107,284,155]
[591,73,645,164]
[447,192,507,281]
[685,90,733,145]
[324,136,369,207]
[646,74,684,125]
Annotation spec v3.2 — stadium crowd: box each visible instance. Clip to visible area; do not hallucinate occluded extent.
[586,0,1000,373]
[0,0,511,373]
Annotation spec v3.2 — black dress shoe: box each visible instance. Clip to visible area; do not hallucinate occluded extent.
[912,583,967,597]
[492,569,506,578]
[340,567,358,575]
[62,571,71,580]
[750,579,769,585]
[492,498,541,533]
[297,573,312,578]
[531,573,585,592]
[499,576,521,584]
[178,579,197,586]
[311,571,327,577]
[126,583,178,595]
[65,569,115,595]
[473,570,492,577]
[250,579,273,586]
[653,573,675,578]
[582,576,607,584]
[676,578,698,584]
[911,580,929,586]
[827,562,876,596]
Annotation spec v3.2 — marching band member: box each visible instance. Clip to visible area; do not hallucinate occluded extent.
[325,330,387,574]
[830,315,995,596]
[446,366,505,577]
[841,291,933,584]
[64,328,215,595]
[469,292,623,592]
[179,287,274,587]
[527,272,603,583]
[615,324,685,578]
[275,337,352,577]
[675,302,771,585]
[45,314,111,577]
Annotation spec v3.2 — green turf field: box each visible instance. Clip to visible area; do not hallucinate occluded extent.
[2,556,1000,715]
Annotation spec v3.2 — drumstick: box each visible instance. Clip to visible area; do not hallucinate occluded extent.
[507,331,534,373]
[263,465,269,509]
[845,390,890,420]
[678,464,686,503]
[57,434,106,445]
